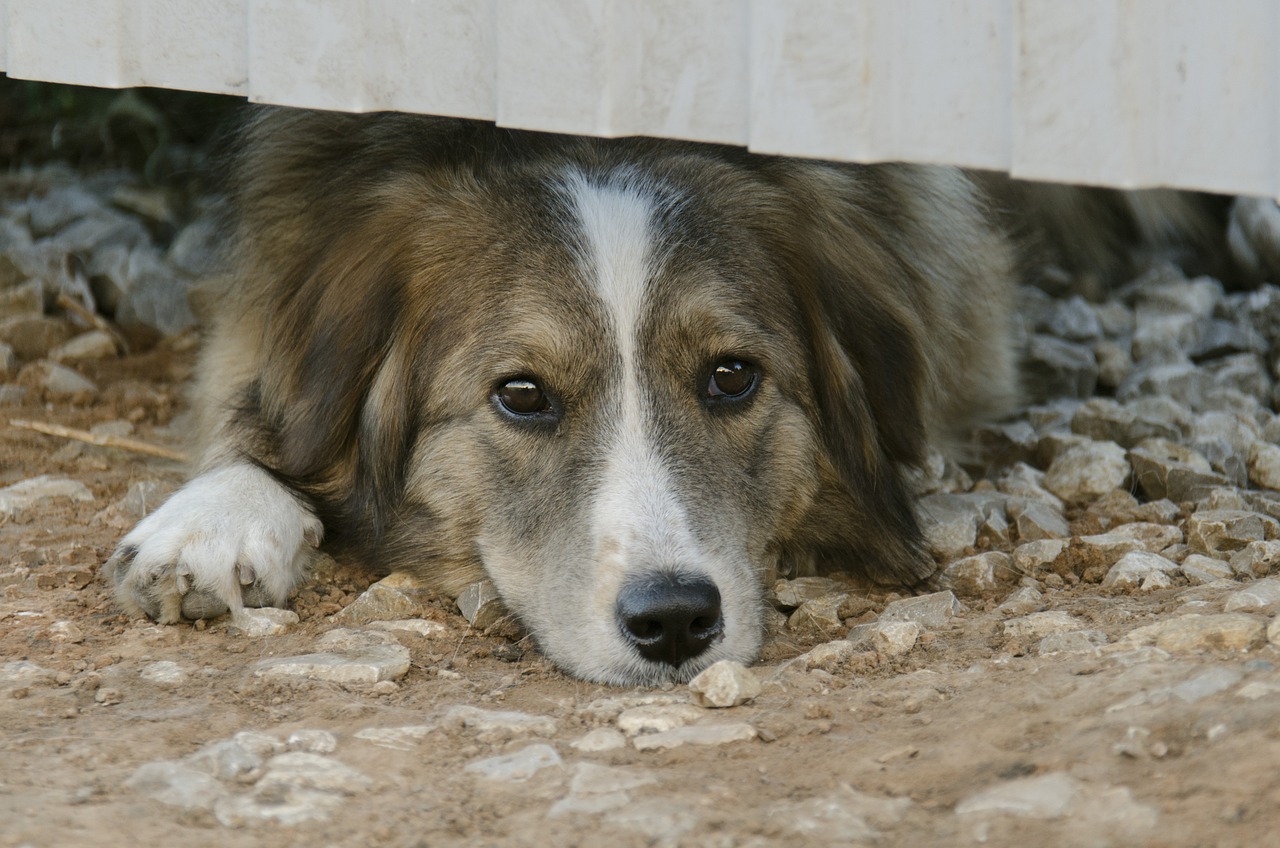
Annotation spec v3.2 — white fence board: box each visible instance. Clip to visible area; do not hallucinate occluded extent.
[0,0,1276,197]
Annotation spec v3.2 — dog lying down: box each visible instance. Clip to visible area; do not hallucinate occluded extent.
[106,108,1280,686]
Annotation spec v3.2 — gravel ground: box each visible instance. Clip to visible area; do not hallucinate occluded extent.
[3,161,1280,848]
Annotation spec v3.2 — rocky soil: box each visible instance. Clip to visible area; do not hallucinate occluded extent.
[3,160,1280,848]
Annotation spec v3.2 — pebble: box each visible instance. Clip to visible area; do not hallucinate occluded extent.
[1121,613,1265,653]
[124,760,226,810]
[1003,611,1083,642]
[1012,501,1071,540]
[232,731,285,758]
[364,618,446,637]
[49,329,117,363]
[879,590,965,629]
[18,360,98,400]
[1043,440,1130,502]
[955,771,1079,818]
[1102,551,1182,589]
[1181,554,1236,584]
[790,640,861,673]
[1226,540,1280,577]
[0,661,56,688]
[0,475,94,520]
[255,752,371,795]
[49,619,85,643]
[1270,619,1280,645]
[915,493,1005,559]
[1247,442,1280,490]
[768,786,913,842]
[616,704,704,736]
[787,593,848,635]
[571,727,628,752]
[331,575,428,625]
[444,705,557,740]
[996,585,1044,616]
[1129,441,1229,502]
[631,722,757,751]
[456,579,507,629]
[1170,667,1243,703]
[1222,577,1280,612]
[0,316,74,360]
[770,576,848,609]
[139,661,188,686]
[1023,334,1099,400]
[214,787,343,827]
[1013,539,1068,575]
[1186,510,1279,558]
[688,660,761,708]
[464,743,562,781]
[941,551,1016,595]
[353,725,436,750]
[1107,522,1185,551]
[846,621,920,656]
[231,607,299,637]
[1038,630,1108,654]
[287,729,338,754]
[252,643,411,684]
[185,739,263,781]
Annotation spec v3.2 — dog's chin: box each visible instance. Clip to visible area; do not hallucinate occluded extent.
[547,631,763,688]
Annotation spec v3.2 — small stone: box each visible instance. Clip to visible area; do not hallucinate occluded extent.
[846,621,920,656]
[1003,611,1083,642]
[616,704,704,736]
[1227,540,1280,577]
[286,729,338,754]
[631,722,757,751]
[1023,335,1098,401]
[456,580,507,630]
[17,360,98,400]
[1186,510,1279,557]
[995,463,1064,510]
[1013,539,1068,575]
[1121,613,1265,652]
[915,493,1007,560]
[1118,360,1211,409]
[767,786,913,842]
[1012,501,1070,541]
[0,661,56,688]
[996,585,1044,616]
[0,475,93,520]
[0,315,74,360]
[364,618,446,637]
[942,551,1016,595]
[688,660,761,708]
[787,593,849,635]
[464,744,562,781]
[213,787,343,827]
[879,591,965,629]
[232,731,285,758]
[569,762,659,796]
[372,680,399,695]
[1269,618,1280,645]
[790,640,860,673]
[140,661,187,686]
[770,576,848,609]
[1170,667,1244,703]
[1141,571,1174,590]
[1106,522,1185,551]
[331,577,429,625]
[1038,630,1108,654]
[125,760,226,810]
[353,725,436,750]
[49,329,117,363]
[444,705,557,740]
[1180,554,1235,585]
[1223,577,1280,611]
[185,739,263,781]
[1044,440,1130,502]
[256,752,371,794]
[1129,441,1229,502]
[252,644,411,684]
[49,620,85,643]
[955,772,1080,819]
[231,607,299,637]
[1102,551,1182,589]
[1248,442,1280,490]
[571,727,628,752]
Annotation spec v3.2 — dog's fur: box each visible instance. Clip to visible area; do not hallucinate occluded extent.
[106,108,1278,685]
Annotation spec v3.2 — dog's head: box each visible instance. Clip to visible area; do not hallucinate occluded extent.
[235,117,938,685]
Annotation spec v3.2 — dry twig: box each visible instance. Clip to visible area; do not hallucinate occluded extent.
[8,418,189,463]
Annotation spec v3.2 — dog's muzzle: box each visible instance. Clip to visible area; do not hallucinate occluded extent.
[615,571,725,667]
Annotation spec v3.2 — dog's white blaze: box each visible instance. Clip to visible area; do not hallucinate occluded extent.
[560,171,699,579]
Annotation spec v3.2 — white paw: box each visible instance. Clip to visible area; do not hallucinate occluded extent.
[106,463,323,623]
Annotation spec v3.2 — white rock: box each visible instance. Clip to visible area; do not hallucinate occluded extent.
[1169,667,1243,703]
[252,644,411,684]
[1121,613,1265,652]
[956,772,1080,818]
[1248,441,1280,490]
[1141,571,1174,591]
[767,786,913,842]
[353,725,436,750]
[464,744,562,781]
[616,704,704,736]
[214,788,343,827]
[444,705,557,740]
[569,762,659,795]
[1012,539,1068,574]
[49,619,85,643]
[1227,540,1280,578]
[1180,554,1235,584]
[571,727,628,752]
[185,739,263,781]
[770,576,848,608]
[996,586,1044,616]
[232,607,299,637]
[1102,551,1182,589]
[1038,630,1108,654]
[879,591,965,629]
[0,475,93,520]
[1003,611,1083,641]
[1270,618,1280,646]
[287,729,338,754]
[1186,510,1279,558]
[125,760,226,810]
[456,579,507,629]
[231,731,285,758]
[0,660,56,688]
[50,329,117,363]
[365,618,446,637]
[256,752,371,795]
[140,661,188,686]
[1043,441,1130,502]
[847,620,920,656]
[942,551,1016,594]
[790,640,860,672]
[631,722,757,751]
[1223,577,1280,611]
[688,660,761,708]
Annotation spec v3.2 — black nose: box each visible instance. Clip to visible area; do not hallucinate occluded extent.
[615,572,724,667]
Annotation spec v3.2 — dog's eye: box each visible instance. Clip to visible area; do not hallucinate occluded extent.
[706,360,760,401]
[495,378,551,417]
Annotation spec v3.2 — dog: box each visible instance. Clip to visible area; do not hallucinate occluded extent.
[105,107,1278,685]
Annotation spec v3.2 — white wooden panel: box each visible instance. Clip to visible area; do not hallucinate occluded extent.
[7,0,245,93]
[247,0,496,117]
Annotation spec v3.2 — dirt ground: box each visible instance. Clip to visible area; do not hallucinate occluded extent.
[1,342,1278,848]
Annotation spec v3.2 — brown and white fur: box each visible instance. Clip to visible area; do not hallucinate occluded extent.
[106,108,1277,686]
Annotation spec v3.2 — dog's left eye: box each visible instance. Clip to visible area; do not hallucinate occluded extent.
[706,359,760,401]
[495,378,552,417]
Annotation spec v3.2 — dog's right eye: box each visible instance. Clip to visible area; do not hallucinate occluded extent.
[495,378,552,417]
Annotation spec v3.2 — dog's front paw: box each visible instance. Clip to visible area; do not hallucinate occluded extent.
[105,464,323,623]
